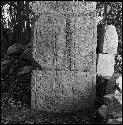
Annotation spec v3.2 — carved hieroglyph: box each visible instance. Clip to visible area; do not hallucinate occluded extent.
[31,1,96,112]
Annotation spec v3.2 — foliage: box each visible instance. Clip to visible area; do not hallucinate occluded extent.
[115,55,122,73]
[1,1,34,46]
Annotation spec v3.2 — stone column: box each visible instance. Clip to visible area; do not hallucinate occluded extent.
[97,25,118,77]
[31,1,97,112]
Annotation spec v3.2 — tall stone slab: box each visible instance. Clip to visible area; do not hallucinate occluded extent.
[103,25,118,54]
[97,25,118,77]
[31,1,97,112]
[97,25,118,54]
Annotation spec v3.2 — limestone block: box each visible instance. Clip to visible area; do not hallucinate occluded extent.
[31,1,96,112]
[97,54,115,77]
[97,25,118,54]
[103,25,118,54]
[31,70,96,112]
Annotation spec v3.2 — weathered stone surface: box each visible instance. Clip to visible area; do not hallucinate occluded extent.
[7,43,24,56]
[31,1,96,112]
[31,1,96,16]
[31,70,96,112]
[97,25,118,54]
[103,25,118,54]
[97,54,115,77]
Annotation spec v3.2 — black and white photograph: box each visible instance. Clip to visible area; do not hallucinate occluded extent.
[1,1,122,124]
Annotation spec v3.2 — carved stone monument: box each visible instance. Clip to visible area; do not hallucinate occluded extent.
[31,1,97,112]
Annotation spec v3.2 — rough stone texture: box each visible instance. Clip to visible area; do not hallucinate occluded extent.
[97,25,118,54]
[31,1,96,16]
[103,25,118,54]
[97,54,115,77]
[31,1,96,112]
[7,43,24,56]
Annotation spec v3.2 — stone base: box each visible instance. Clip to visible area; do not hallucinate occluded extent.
[31,70,96,112]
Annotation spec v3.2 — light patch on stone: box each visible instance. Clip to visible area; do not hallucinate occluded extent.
[97,54,115,77]
[103,25,118,54]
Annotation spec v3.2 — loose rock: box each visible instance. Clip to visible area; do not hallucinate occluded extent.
[7,43,24,56]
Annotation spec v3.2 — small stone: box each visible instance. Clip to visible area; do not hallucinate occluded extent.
[98,105,108,118]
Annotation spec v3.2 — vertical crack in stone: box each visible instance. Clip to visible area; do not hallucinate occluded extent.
[66,16,72,71]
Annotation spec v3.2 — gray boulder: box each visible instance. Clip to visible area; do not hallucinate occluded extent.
[18,66,33,75]
[7,43,24,56]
